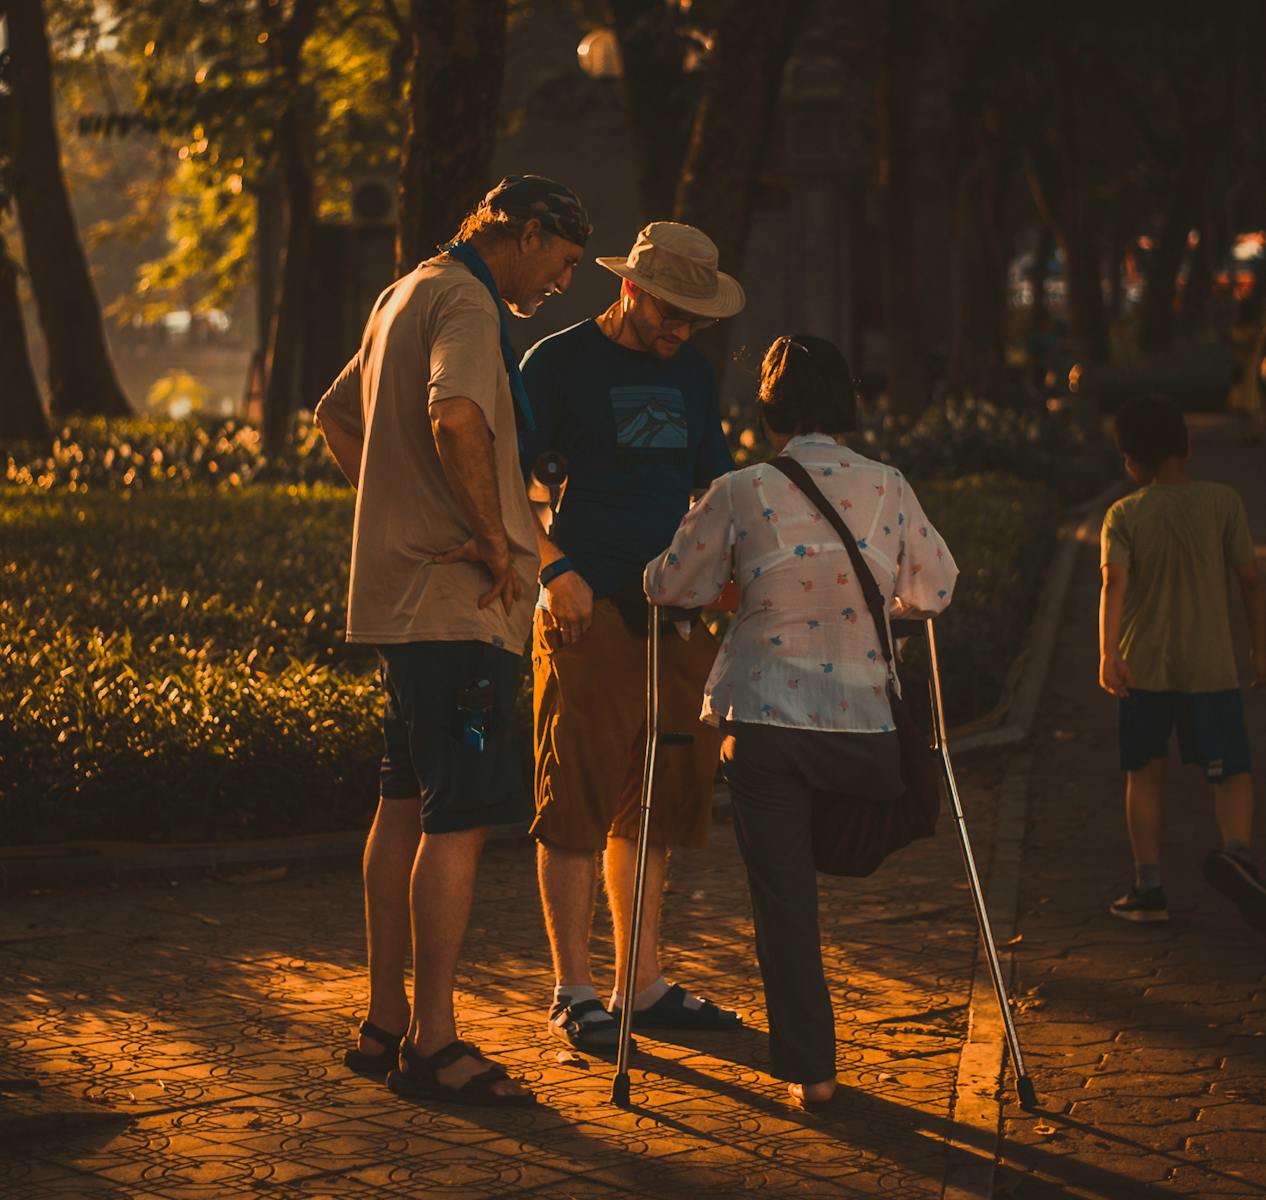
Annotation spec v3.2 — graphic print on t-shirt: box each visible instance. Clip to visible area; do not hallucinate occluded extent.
[610,385,688,466]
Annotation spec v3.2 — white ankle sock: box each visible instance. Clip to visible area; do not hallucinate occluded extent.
[553,983,609,1023]
[610,976,705,1012]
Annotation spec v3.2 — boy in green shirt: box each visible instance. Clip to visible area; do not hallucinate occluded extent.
[1100,396,1266,929]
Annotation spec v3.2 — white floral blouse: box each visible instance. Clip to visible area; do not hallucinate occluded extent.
[643,434,959,733]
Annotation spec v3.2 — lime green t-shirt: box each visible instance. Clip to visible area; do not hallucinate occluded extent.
[1101,481,1256,693]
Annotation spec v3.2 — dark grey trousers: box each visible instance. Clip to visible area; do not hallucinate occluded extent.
[720,721,902,1084]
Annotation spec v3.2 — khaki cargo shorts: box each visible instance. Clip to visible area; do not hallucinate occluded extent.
[530,598,722,852]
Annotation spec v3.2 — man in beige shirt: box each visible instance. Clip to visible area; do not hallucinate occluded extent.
[315,176,589,1105]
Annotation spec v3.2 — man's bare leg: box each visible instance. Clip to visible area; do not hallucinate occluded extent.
[1214,772,1254,847]
[1124,759,1166,868]
[604,834,669,999]
[605,836,739,1021]
[406,827,528,1097]
[358,796,420,1053]
[537,840,599,987]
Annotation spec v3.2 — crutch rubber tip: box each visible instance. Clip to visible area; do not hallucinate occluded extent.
[1017,1076,1039,1112]
[610,1074,631,1107]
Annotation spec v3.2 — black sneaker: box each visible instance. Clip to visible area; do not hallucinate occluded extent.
[1203,849,1266,932]
[1109,885,1169,924]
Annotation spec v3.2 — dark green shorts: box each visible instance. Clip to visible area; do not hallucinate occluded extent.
[377,640,531,834]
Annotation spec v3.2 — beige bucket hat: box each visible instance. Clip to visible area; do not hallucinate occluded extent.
[596,222,746,319]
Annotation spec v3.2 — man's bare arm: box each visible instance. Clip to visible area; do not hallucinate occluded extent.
[315,412,364,488]
[430,397,520,614]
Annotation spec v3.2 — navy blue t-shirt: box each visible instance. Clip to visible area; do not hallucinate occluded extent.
[519,319,734,599]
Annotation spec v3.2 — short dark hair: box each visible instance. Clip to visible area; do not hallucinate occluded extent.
[758,334,858,436]
[1113,394,1188,468]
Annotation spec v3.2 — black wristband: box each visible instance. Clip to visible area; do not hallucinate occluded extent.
[539,557,574,588]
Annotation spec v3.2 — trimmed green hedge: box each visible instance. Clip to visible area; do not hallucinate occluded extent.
[857,397,1115,506]
[0,487,373,844]
[0,474,1058,845]
[4,414,343,492]
[910,473,1059,722]
[6,401,1114,505]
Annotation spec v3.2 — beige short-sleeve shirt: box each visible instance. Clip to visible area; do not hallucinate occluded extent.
[315,255,539,653]
[1101,480,1256,692]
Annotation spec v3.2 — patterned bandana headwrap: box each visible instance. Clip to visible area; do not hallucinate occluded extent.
[482,175,591,248]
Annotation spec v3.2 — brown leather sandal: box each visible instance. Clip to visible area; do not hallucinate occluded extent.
[387,1038,536,1107]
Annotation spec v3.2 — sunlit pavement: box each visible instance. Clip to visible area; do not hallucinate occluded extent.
[3,418,1263,1199]
[0,772,1000,1200]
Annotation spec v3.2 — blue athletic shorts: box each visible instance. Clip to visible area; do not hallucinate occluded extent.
[376,640,531,833]
[1118,689,1251,783]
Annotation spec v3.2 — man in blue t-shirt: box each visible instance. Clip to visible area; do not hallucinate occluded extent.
[519,222,745,1055]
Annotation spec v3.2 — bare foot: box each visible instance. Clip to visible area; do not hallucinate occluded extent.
[788,1078,838,1109]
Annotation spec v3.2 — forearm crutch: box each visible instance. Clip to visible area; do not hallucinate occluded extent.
[914,616,1039,1111]
[611,600,694,1106]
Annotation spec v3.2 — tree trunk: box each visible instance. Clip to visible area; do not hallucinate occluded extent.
[4,0,129,417]
[0,229,50,445]
[1181,213,1213,340]
[1061,225,1109,365]
[948,110,1010,401]
[1025,147,1109,365]
[1106,242,1125,323]
[1029,223,1054,327]
[1138,171,1199,354]
[611,0,692,222]
[260,0,322,460]
[876,0,929,417]
[672,0,810,378]
[262,98,317,459]
[396,0,507,276]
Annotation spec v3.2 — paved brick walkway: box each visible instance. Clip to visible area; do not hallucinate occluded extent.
[5,414,1262,1199]
[995,416,1266,1198]
[0,763,1002,1200]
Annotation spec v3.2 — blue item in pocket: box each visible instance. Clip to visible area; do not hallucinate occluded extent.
[456,677,495,753]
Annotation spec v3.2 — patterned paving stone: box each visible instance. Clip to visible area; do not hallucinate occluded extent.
[1,780,998,1199]
[995,419,1266,1197]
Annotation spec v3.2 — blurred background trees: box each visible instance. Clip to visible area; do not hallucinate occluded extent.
[10,0,1266,844]
[3,0,1266,449]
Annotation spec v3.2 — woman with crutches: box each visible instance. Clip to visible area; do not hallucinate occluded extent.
[643,335,959,1110]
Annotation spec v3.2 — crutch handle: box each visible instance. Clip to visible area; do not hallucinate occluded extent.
[659,732,694,746]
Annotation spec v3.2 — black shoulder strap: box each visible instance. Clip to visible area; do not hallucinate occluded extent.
[769,456,893,671]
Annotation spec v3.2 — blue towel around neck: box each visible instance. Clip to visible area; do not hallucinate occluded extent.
[444,241,535,443]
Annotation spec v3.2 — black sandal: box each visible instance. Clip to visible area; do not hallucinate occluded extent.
[387,1038,536,1107]
[343,1019,405,1077]
[615,983,742,1031]
[548,997,635,1056]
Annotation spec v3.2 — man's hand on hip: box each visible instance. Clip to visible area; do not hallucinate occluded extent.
[437,532,521,614]
[544,570,594,645]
